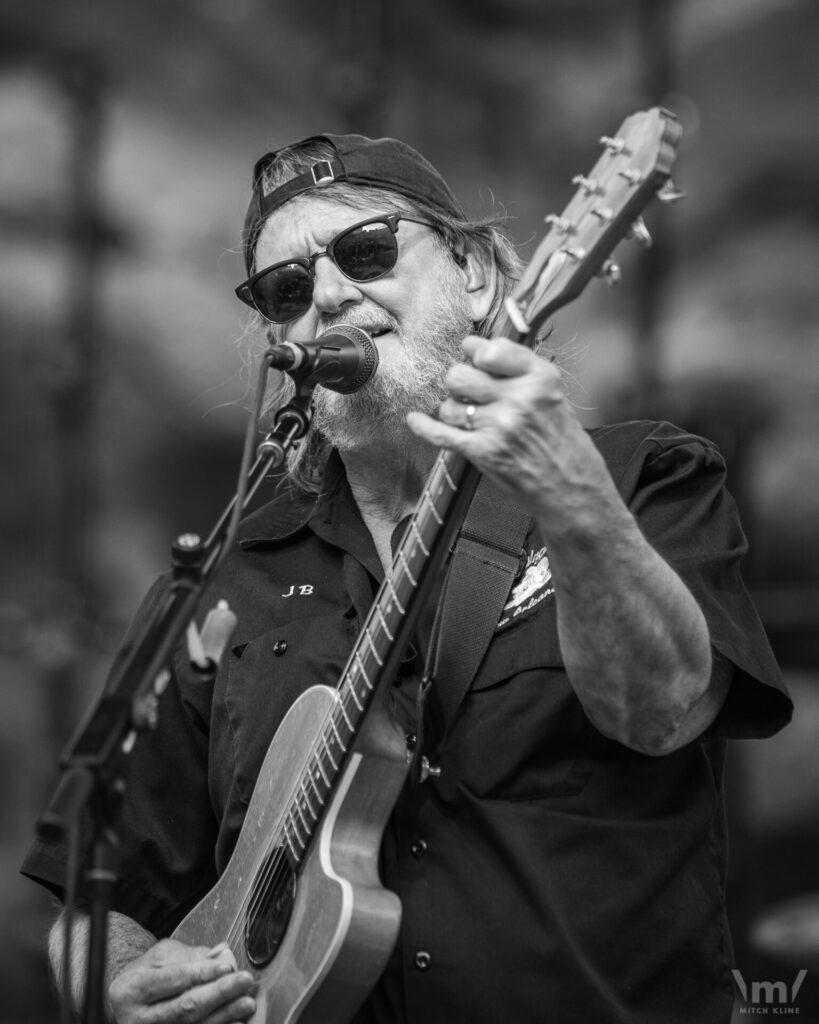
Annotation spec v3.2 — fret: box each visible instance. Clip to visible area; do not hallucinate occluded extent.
[337,700,355,732]
[376,603,394,642]
[309,759,328,795]
[425,493,444,526]
[282,823,301,863]
[320,731,339,771]
[386,578,406,615]
[362,625,384,666]
[319,745,339,784]
[328,715,348,753]
[294,794,311,832]
[354,648,373,691]
[398,549,418,587]
[287,809,307,852]
[348,675,364,712]
[440,460,458,492]
[300,778,318,819]
[312,753,331,788]
[410,519,430,557]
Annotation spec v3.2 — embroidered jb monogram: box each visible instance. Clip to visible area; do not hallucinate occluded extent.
[281,584,315,598]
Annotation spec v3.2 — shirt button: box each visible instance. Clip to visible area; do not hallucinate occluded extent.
[272,640,288,656]
[410,839,428,859]
[413,950,432,971]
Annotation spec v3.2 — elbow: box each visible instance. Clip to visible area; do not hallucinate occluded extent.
[626,724,692,758]
[589,663,724,758]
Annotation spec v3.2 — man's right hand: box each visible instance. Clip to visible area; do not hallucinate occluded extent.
[108,939,257,1024]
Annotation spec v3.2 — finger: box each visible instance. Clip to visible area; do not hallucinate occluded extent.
[444,362,500,403]
[437,398,482,433]
[407,410,478,454]
[148,941,215,967]
[140,971,256,1024]
[207,946,239,972]
[200,991,258,1024]
[131,957,239,1004]
[462,336,538,377]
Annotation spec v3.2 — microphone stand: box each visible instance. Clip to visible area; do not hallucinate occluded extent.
[37,349,317,1024]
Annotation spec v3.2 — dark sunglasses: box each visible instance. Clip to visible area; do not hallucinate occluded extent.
[235,213,434,324]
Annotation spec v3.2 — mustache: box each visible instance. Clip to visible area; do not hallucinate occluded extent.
[319,308,399,337]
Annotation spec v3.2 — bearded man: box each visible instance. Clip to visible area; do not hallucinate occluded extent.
[23,133,790,1024]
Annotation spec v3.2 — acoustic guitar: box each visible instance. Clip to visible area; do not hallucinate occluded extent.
[173,107,682,1023]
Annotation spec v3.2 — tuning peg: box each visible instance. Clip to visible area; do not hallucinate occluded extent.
[617,168,643,186]
[599,134,627,155]
[591,205,614,223]
[571,174,602,196]
[545,213,573,235]
[629,217,652,247]
[657,180,686,204]
[598,260,621,286]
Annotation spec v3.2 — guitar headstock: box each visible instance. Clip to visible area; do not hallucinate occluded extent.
[507,107,683,338]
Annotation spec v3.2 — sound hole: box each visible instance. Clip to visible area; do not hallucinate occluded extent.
[245,848,297,967]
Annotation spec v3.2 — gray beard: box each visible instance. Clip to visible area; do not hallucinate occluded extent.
[311,286,475,454]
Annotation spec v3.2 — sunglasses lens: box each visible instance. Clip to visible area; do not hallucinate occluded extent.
[243,220,404,322]
[252,263,313,323]
[334,222,398,282]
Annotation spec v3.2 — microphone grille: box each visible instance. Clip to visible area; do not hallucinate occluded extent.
[323,324,380,394]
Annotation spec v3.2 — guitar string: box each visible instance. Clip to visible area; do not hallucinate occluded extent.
[223,699,346,951]
[223,685,356,950]
[224,632,391,950]
[223,464,459,950]
[222,608,395,948]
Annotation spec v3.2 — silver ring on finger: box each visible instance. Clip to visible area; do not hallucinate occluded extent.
[463,403,477,431]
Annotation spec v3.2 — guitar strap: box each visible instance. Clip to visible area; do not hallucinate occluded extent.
[419,474,532,755]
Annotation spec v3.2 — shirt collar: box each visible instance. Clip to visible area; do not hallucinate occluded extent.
[238,452,381,579]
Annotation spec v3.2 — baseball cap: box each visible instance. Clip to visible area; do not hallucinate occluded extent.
[242,133,466,271]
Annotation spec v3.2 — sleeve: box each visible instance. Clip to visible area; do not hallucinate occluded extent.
[20,574,220,937]
[612,421,792,740]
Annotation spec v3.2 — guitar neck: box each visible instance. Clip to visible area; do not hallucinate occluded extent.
[282,447,481,865]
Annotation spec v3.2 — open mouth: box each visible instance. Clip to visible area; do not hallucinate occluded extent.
[369,325,395,339]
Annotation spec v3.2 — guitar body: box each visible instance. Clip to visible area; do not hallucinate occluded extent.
[173,683,409,1024]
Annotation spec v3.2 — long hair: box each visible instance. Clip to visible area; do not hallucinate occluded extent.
[241,138,523,495]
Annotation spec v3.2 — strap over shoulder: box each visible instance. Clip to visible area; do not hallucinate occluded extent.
[426,475,531,736]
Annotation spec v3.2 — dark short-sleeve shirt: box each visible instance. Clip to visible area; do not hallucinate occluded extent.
[22,421,791,1024]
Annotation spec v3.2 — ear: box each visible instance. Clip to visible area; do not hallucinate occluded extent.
[459,250,497,325]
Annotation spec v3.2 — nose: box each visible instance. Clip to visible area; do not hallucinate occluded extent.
[310,253,363,317]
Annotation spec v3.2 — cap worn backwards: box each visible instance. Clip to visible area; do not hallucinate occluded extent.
[242,133,465,272]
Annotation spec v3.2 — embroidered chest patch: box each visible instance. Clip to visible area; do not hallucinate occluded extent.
[497,546,554,631]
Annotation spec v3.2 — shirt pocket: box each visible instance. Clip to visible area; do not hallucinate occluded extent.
[224,614,355,805]
[442,613,597,802]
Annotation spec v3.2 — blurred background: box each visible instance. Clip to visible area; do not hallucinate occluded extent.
[2,0,818,1019]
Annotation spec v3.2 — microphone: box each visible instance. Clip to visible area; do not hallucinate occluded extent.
[265,324,379,394]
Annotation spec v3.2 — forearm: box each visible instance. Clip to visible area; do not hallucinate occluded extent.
[49,908,155,1015]
[543,498,720,755]
[408,336,730,752]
